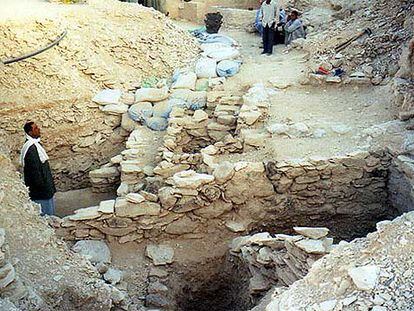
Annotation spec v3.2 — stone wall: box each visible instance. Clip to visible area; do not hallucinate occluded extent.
[229,228,332,299]
[208,7,257,29]
[164,0,259,23]
[54,66,393,244]
[264,150,393,239]
[388,155,414,214]
[55,149,392,243]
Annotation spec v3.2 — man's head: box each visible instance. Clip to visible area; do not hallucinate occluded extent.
[24,122,41,138]
[265,0,271,4]
[290,10,299,20]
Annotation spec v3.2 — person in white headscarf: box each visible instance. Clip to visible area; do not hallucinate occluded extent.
[20,122,56,216]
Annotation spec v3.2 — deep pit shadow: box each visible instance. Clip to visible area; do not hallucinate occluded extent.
[173,256,256,311]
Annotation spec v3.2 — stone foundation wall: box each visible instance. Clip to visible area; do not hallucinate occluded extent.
[388,155,414,214]
[263,150,393,238]
[55,150,392,243]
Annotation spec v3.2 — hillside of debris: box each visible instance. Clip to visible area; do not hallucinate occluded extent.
[0,145,120,310]
[292,0,414,83]
[0,0,198,190]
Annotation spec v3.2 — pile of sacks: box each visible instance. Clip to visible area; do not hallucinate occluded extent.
[93,75,208,132]
[196,34,243,79]
[92,33,243,133]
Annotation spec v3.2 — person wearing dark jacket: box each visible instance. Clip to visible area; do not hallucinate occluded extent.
[20,122,56,216]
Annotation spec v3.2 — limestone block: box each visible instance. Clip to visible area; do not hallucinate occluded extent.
[294,238,332,255]
[146,244,174,266]
[120,160,143,174]
[193,110,209,122]
[225,221,247,233]
[293,227,329,239]
[348,265,380,291]
[165,217,199,235]
[135,86,169,103]
[90,166,120,178]
[117,182,129,196]
[119,232,142,244]
[172,196,201,213]
[153,161,191,178]
[126,193,146,204]
[101,103,129,115]
[139,190,158,202]
[110,155,123,165]
[104,268,123,285]
[239,109,262,126]
[0,263,15,289]
[217,114,237,126]
[98,200,115,214]
[193,200,233,219]
[72,240,111,264]
[115,199,161,218]
[172,170,214,189]
[213,161,235,184]
[69,206,101,221]
[295,175,320,184]
[148,281,169,294]
[88,223,137,237]
[158,187,178,209]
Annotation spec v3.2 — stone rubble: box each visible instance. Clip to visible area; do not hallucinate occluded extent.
[146,245,175,266]
[255,212,414,311]
[230,228,332,297]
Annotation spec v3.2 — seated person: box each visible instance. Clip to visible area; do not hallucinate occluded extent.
[284,10,306,46]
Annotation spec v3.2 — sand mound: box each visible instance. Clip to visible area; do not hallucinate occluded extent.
[0,0,198,104]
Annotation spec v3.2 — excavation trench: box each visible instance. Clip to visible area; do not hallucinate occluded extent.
[170,256,254,311]
[144,155,404,311]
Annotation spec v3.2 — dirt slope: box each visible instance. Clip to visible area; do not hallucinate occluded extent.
[0,0,198,190]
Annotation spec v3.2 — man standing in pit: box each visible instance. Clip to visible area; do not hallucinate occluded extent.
[20,122,56,216]
[260,0,280,55]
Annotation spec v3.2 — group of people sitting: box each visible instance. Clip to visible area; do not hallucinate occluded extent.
[255,0,306,55]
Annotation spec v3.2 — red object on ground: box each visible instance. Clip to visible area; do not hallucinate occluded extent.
[317,66,331,75]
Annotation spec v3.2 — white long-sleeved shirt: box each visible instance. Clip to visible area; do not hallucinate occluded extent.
[260,1,279,28]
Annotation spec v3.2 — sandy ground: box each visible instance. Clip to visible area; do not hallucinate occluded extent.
[55,187,116,217]
[173,23,397,161]
[219,29,397,162]
[0,0,62,21]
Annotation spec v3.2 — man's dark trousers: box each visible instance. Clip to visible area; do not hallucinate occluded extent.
[263,25,274,54]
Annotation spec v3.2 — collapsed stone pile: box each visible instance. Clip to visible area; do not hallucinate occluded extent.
[230,228,332,297]
[257,211,414,311]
